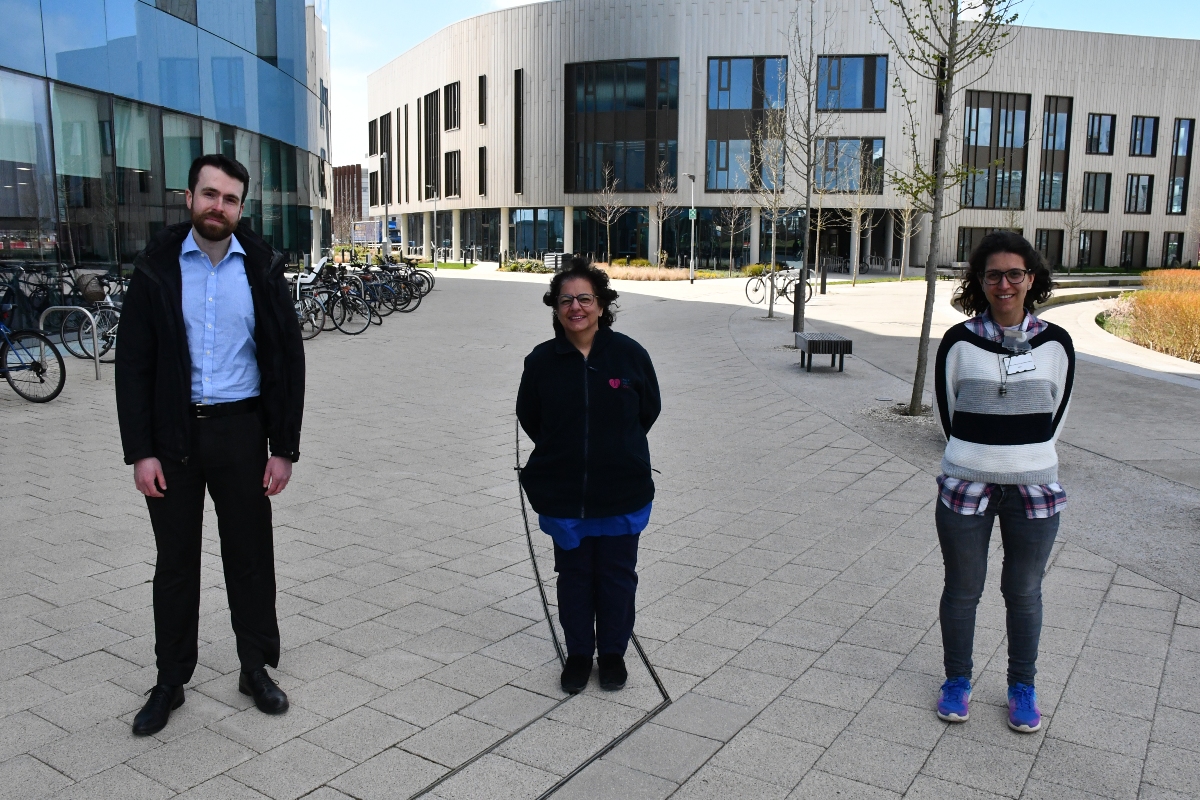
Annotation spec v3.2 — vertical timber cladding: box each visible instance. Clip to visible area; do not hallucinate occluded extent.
[514,69,524,194]
[563,59,681,192]
[424,90,440,200]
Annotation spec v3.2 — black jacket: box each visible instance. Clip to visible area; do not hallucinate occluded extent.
[115,221,305,465]
[517,327,661,518]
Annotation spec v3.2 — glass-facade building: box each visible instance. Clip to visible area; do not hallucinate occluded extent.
[0,0,332,272]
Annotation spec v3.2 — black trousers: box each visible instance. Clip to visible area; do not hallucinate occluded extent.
[145,411,280,686]
[553,534,639,657]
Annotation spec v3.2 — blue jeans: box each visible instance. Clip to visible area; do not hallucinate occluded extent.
[936,487,1059,687]
[553,533,639,657]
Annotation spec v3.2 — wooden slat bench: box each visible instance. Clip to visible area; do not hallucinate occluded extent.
[795,332,853,372]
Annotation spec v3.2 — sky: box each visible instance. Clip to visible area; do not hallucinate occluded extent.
[328,0,1200,166]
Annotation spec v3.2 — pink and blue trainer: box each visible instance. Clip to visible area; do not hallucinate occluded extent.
[1007,683,1042,732]
[937,677,972,722]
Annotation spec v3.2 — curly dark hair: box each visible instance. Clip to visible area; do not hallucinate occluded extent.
[956,230,1054,316]
[543,257,619,334]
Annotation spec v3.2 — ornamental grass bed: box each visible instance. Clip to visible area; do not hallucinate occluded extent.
[1100,270,1200,363]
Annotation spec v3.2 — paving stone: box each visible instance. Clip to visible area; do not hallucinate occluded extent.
[652,691,757,741]
[551,760,676,800]
[1048,702,1153,758]
[31,717,160,780]
[127,728,255,791]
[1142,742,1200,797]
[330,748,447,800]
[48,763,173,800]
[0,754,75,799]
[787,768,902,799]
[673,763,791,799]
[429,753,558,800]
[922,734,1035,797]
[228,738,353,800]
[495,717,610,774]
[289,670,385,719]
[1029,738,1143,799]
[302,706,419,761]
[708,726,823,789]
[400,713,506,767]
[815,731,928,793]
[459,685,558,732]
[607,722,722,783]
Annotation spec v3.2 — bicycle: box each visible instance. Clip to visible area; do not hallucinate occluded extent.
[746,267,814,305]
[0,317,66,402]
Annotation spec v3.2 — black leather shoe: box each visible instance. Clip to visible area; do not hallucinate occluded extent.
[132,684,184,736]
[560,655,592,694]
[598,654,627,691]
[239,667,289,714]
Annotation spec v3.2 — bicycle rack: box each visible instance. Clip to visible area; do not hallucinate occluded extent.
[39,306,101,380]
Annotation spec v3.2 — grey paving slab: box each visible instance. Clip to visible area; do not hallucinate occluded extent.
[2,278,1197,798]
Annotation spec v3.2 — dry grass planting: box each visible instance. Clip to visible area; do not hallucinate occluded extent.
[1102,270,1200,363]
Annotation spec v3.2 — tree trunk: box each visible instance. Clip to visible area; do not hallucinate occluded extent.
[908,8,959,417]
[767,218,778,318]
[605,222,612,264]
[850,208,861,288]
[899,213,910,283]
[814,207,824,295]
[729,224,735,277]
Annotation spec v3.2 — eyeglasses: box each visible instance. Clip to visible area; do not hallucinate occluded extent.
[556,293,596,309]
[982,269,1031,286]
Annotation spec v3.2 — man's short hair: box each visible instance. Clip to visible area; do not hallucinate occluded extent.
[188,154,251,203]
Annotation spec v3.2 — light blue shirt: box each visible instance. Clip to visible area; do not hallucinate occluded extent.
[180,229,260,404]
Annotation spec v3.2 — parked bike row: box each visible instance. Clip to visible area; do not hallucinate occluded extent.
[289,256,434,339]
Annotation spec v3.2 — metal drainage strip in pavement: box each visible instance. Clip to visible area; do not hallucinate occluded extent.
[404,423,673,800]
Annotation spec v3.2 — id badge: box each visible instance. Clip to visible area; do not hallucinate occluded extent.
[1004,353,1036,375]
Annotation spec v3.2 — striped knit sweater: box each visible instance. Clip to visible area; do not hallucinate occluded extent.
[934,315,1075,486]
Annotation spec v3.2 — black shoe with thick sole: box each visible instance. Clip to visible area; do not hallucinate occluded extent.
[239,667,289,714]
[560,655,592,694]
[132,684,184,736]
[598,654,627,691]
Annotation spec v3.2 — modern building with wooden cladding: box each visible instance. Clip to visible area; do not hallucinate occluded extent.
[366,0,1198,269]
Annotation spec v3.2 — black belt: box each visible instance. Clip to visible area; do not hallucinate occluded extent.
[190,397,259,419]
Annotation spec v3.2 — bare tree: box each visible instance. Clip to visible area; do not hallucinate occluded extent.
[894,204,923,281]
[870,0,1021,416]
[839,156,885,287]
[716,195,752,276]
[737,112,797,319]
[587,164,628,263]
[785,0,843,330]
[1062,197,1084,274]
[650,159,683,266]
[1002,205,1023,233]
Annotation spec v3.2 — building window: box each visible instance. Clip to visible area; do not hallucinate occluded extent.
[479,75,487,125]
[255,0,278,65]
[1167,118,1194,215]
[444,82,460,131]
[368,119,378,156]
[961,91,1031,209]
[1130,116,1158,157]
[814,138,884,193]
[1034,229,1064,267]
[1086,113,1115,155]
[378,112,392,204]
[958,227,1017,262]
[1120,231,1149,268]
[478,147,487,196]
[444,151,461,198]
[1082,172,1110,213]
[1125,174,1153,214]
[705,57,787,191]
[1163,231,1185,266]
[369,170,378,207]
[403,104,410,203]
[423,90,440,200]
[817,56,887,111]
[515,69,524,194]
[565,59,680,192]
[1037,96,1072,211]
[156,0,197,25]
[1078,230,1107,267]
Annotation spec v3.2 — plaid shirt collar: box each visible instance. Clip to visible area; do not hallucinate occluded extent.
[965,309,1046,344]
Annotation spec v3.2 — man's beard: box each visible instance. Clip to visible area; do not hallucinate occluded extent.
[192,209,238,242]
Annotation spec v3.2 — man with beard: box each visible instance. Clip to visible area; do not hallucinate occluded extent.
[116,154,305,735]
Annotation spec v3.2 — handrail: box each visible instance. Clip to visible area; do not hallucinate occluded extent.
[39,306,100,380]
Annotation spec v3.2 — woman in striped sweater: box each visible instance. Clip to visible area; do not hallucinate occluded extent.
[933,231,1075,734]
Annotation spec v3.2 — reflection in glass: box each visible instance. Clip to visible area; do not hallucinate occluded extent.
[114,99,164,264]
[42,0,110,92]
[0,70,57,260]
[0,0,48,76]
[52,84,116,265]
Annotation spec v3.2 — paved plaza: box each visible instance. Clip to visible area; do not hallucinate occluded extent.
[1,274,1199,800]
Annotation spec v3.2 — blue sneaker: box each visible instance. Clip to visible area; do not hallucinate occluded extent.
[1007,683,1041,732]
[937,677,971,722]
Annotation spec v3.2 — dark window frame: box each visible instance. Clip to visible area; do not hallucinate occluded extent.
[1078,230,1107,267]
[813,137,885,194]
[444,150,461,198]
[478,146,487,196]
[1034,228,1064,267]
[515,69,524,194]
[1120,230,1149,268]
[423,90,440,200]
[368,119,378,156]
[1130,116,1159,157]
[1081,172,1111,213]
[704,56,788,192]
[1167,118,1194,215]
[1124,173,1153,214]
[960,90,1031,210]
[816,55,888,112]
[1162,231,1185,266]
[1085,113,1115,155]
[478,75,487,125]
[444,82,460,131]
[1037,95,1073,211]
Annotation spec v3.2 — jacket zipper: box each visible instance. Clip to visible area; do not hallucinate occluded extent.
[581,355,589,519]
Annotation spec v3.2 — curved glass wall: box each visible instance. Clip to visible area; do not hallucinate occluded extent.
[0,0,331,270]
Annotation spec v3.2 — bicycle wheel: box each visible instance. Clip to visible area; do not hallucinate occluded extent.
[395,282,422,312]
[315,289,338,331]
[78,308,119,358]
[297,296,325,340]
[2,330,65,402]
[59,308,91,359]
[805,280,813,302]
[331,294,371,335]
[745,276,766,304]
[373,284,397,317]
[413,270,434,296]
[778,277,794,304]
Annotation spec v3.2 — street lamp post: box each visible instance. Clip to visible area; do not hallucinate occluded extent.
[432,193,438,270]
[380,152,389,260]
[685,173,696,284]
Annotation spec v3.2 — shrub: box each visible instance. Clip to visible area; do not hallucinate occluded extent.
[1142,268,1200,293]
[501,259,554,274]
[1127,290,1200,362]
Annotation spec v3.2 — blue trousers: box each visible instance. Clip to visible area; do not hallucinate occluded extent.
[936,488,1059,687]
[553,534,639,657]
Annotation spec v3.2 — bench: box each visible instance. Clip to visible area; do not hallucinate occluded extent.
[795,332,853,372]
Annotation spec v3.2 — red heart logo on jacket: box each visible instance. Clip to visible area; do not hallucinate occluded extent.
[609,379,621,389]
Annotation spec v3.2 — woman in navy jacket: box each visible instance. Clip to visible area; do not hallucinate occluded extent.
[517,259,661,694]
